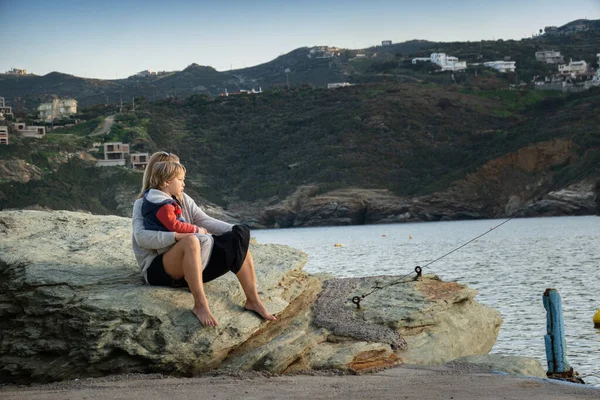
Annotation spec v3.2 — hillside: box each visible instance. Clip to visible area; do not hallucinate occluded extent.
[1,19,599,111]
[1,83,599,226]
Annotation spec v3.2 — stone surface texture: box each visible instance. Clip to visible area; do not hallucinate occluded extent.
[0,210,502,383]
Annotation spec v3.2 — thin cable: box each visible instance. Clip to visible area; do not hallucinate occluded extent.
[359,158,600,299]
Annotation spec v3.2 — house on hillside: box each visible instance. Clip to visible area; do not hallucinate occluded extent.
[558,59,588,76]
[381,40,392,46]
[219,87,262,97]
[483,61,516,73]
[0,97,13,118]
[430,53,467,71]
[97,142,129,167]
[0,126,8,145]
[4,68,27,75]
[130,153,149,170]
[38,98,78,121]
[327,82,354,89]
[535,50,564,64]
[412,57,431,64]
[14,122,45,138]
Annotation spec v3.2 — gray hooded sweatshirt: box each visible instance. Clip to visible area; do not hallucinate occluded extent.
[132,192,233,283]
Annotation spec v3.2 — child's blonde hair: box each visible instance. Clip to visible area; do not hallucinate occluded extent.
[149,161,186,190]
[138,151,180,198]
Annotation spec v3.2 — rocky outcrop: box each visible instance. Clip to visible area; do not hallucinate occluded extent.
[0,159,42,183]
[448,355,546,378]
[0,210,502,383]
[229,139,598,228]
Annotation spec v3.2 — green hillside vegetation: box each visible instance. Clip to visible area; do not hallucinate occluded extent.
[1,84,599,214]
[141,84,597,204]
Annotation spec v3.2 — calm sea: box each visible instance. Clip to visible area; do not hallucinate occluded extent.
[253,216,600,386]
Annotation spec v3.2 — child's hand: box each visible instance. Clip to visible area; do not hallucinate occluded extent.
[174,232,195,241]
[196,226,208,234]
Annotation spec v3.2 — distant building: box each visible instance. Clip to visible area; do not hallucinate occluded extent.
[307,46,341,59]
[130,153,149,170]
[412,57,431,64]
[97,142,129,167]
[4,68,27,75]
[381,40,392,46]
[430,53,467,71]
[14,122,45,138]
[558,59,588,76]
[38,98,78,120]
[0,126,8,145]
[219,87,262,97]
[535,50,564,64]
[327,82,354,89]
[134,69,156,77]
[483,61,516,73]
[0,97,13,118]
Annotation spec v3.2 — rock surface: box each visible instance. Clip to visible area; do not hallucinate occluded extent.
[0,210,502,383]
[448,354,546,378]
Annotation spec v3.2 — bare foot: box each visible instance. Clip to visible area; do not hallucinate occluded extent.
[244,300,277,321]
[192,305,219,327]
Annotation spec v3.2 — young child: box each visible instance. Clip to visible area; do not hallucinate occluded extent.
[142,161,201,234]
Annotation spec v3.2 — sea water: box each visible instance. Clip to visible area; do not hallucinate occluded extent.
[253,216,600,386]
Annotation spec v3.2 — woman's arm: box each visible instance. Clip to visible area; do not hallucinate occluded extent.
[182,193,233,235]
[132,199,178,249]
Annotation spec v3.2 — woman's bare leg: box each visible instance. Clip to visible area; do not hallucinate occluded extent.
[236,250,276,321]
[162,236,218,326]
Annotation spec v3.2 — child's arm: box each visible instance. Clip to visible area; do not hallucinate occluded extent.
[132,199,177,249]
[156,203,199,233]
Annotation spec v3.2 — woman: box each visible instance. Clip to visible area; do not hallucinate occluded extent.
[132,151,276,327]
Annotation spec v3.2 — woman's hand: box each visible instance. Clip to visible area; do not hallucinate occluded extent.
[174,232,195,241]
[196,226,208,234]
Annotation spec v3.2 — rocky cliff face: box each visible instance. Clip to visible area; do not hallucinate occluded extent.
[0,210,502,383]
[230,138,599,228]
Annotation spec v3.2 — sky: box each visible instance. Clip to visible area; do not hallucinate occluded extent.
[2,0,599,79]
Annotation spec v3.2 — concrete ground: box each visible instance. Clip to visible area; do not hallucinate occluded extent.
[1,365,598,400]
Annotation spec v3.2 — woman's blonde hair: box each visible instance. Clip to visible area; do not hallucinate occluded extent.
[138,151,180,198]
[148,161,186,190]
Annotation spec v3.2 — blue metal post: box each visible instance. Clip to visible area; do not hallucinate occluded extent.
[543,288,571,374]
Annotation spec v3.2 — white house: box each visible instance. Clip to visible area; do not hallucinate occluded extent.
[586,54,600,88]
[38,98,78,120]
[327,82,354,89]
[535,50,564,64]
[430,53,467,71]
[381,40,392,46]
[558,59,588,76]
[483,61,516,73]
[412,57,431,64]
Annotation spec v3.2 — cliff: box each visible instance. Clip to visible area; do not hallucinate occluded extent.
[0,210,502,383]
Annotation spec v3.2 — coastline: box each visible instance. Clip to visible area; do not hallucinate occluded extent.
[2,365,599,400]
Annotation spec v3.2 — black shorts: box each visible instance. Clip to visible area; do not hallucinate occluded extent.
[146,225,250,287]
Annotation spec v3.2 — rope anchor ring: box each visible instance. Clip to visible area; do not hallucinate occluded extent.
[352,296,363,309]
[414,266,422,280]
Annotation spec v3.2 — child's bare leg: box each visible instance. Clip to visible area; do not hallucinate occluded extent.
[235,250,276,321]
[163,236,218,326]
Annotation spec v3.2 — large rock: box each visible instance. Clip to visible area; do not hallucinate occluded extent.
[0,210,502,383]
